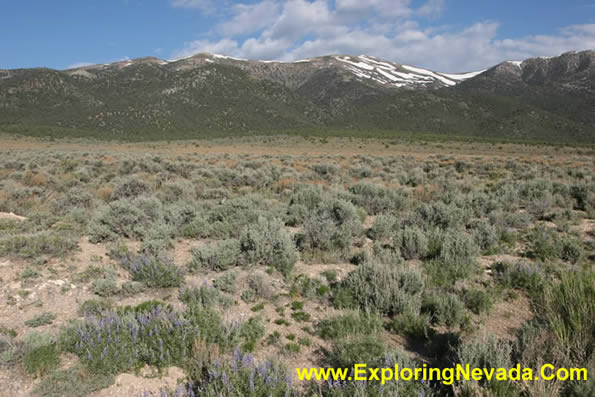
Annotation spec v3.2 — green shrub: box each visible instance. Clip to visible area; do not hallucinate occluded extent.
[92,278,119,297]
[291,311,311,322]
[527,226,561,261]
[88,199,151,242]
[458,336,512,383]
[25,312,56,328]
[213,272,237,293]
[122,255,185,288]
[188,239,241,272]
[388,312,430,339]
[338,263,424,316]
[33,366,114,397]
[185,351,295,396]
[540,270,594,364]
[22,267,41,279]
[239,317,265,351]
[63,305,197,374]
[560,237,583,263]
[464,289,493,315]
[247,274,274,300]
[422,291,467,328]
[492,261,544,293]
[204,195,273,239]
[111,176,151,200]
[298,199,363,259]
[138,223,174,257]
[440,230,479,266]
[367,214,397,241]
[239,217,297,276]
[395,226,428,260]
[24,331,60,377]
[457,336,518,396]
[328,336,387,368]
[283,343,301,354]
[313,349,429,396]
[0,232,77,259]
[179,284,233,309]
[412,201,466,229]
[0,332,23,366]
[318,311,383,340]
[348,182,407,214]
[79,300,113,317]
[119,281,146,296]
[471,219,499,253]
[286,184,325,226]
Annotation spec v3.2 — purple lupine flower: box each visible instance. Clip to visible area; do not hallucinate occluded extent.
[249,370,255,392]
[221,371,231,392]
[242,353,254,368]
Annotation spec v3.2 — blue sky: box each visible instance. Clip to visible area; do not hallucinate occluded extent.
[1,0,594,72]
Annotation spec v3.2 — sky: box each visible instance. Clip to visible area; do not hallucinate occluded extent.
[1,0,594,72]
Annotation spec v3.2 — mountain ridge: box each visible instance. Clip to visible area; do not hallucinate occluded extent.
[0,50,593,143]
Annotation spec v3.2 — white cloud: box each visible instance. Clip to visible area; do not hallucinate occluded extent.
[171,0,215,13]
[219,1,281,36]
[171,38,240,60]
[335,0,412,18]
[416,0,444,18]
[171,0,595,72]
[66,62,93,69]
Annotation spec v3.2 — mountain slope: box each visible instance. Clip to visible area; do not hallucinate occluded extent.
[0,51,593,143]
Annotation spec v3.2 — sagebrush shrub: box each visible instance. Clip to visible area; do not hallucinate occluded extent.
[299,199,363,259]
[395,226,429,260]
[24,331,60,377]
[111,176,151,200]
[338,263,424,316]
[25,312,56,328]
[458,335,512,372]
[318,311,383,340]
[189,239,241,272]
[213,272,237,293]
[348,182,407,214]
[240,217,297,276]
[122,255,185,288]
[471,219,499,253]
[328,335,387,369]
[0,232,78,259]
[422,291,467,328]
[367,214,397,241]
[88,199,150,242]
[179,284,234,308]
[286,184,325,226]
[540,270,594,364]
[492,261,544,293]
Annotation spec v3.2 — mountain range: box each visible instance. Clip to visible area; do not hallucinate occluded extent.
[0,50,593,143]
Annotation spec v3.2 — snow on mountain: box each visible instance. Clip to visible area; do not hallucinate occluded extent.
[334,55,484,88]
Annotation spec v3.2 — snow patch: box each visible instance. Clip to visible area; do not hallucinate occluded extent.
[402,65,456,86]
[336,57,375,71]
[438,69,486,80]
[213,54,247,61]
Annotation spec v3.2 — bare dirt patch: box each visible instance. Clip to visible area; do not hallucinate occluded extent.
[90,366,186,397]
[470,293,534,342]
[0,212,26,221]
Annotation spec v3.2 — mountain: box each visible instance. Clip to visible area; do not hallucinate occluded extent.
[0,50,593,143]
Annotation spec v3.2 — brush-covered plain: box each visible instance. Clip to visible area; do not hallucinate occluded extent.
[0,137,593,396]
